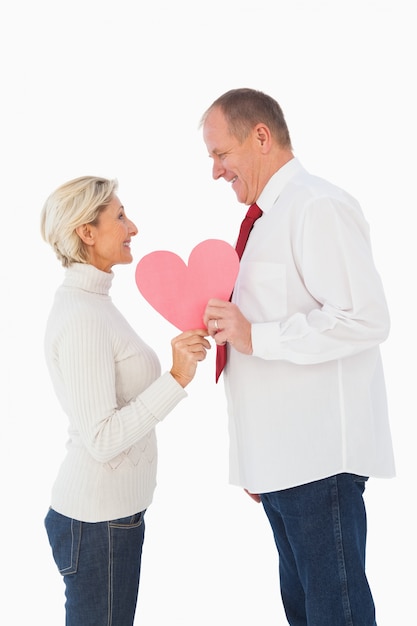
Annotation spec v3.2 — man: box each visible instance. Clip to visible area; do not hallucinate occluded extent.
[201,88,395,626]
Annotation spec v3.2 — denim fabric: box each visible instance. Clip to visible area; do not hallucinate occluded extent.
[260,473,376,626]
[45,508,146,626]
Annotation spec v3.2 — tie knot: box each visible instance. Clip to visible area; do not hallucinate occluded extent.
[247,203,263,220]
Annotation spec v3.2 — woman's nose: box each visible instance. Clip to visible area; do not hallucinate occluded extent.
[129,219,138,236]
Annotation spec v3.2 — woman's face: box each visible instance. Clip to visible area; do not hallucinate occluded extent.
[83,195,138,272]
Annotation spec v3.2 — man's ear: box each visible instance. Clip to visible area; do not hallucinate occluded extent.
[76,223,96,246]
[254,123,272,152]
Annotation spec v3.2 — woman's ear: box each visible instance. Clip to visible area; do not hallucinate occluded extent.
[76,223,96,246]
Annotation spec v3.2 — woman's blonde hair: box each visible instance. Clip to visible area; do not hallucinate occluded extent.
[40,176,118,267]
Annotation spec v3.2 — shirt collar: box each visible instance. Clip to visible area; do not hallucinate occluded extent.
[257,157,304,214]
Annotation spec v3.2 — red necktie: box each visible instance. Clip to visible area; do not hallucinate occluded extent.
[215,203,263,382]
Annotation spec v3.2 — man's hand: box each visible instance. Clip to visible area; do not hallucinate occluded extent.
[204,298,253,355]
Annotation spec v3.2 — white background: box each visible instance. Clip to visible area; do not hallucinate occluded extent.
[1,1,415,624]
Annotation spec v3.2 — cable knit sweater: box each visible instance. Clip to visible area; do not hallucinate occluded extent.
[44,263,187,522]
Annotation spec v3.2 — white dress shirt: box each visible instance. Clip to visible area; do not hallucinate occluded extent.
[225,158,395,493]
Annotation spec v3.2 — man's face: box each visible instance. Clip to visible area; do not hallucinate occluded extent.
[203,107,264,206]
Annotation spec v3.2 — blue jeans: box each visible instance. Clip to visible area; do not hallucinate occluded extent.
[260,473,376,626]
[44,508,146,626]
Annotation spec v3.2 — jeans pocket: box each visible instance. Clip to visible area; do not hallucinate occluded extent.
[109,510,146,529]
[44,508,82,576]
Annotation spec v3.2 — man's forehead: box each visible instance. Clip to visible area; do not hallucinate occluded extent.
[203,110,234,148]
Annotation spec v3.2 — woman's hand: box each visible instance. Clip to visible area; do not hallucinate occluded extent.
[170,329,211,388]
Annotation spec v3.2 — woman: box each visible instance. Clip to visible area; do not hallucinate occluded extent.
[40,176,210,626]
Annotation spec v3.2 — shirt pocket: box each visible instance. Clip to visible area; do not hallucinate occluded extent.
[234,262,287,321]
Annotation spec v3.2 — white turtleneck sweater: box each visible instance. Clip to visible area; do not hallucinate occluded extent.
[44,263,187,522]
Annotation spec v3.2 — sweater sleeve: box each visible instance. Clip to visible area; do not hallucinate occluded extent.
[54,309,187,463]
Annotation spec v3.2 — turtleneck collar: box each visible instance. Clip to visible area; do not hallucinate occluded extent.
[63,263,114,295]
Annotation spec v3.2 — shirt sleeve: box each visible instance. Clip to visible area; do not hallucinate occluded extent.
[251,196,390,363]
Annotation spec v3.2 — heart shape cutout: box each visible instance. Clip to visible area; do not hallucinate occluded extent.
[135,239,239,330]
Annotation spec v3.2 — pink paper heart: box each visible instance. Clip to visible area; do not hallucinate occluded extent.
[135,239,239,331]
